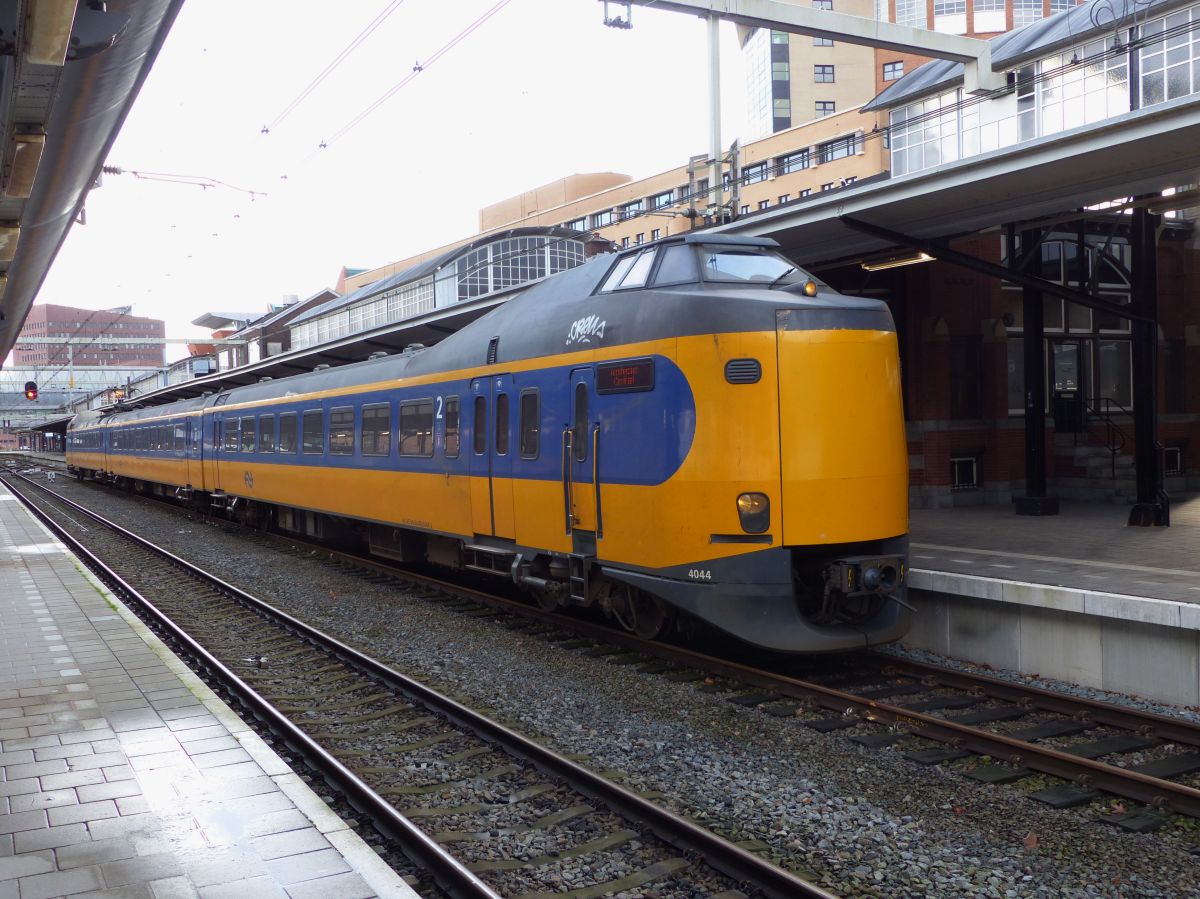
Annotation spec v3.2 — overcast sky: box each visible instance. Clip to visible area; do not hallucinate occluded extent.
[30,0,746,360]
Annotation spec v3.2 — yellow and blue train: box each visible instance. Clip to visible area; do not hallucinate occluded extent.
[67,233,911,652]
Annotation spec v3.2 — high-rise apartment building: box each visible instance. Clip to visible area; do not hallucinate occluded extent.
[13,304,165,368]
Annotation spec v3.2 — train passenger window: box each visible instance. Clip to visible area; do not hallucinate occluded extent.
[223,420,239,452]
[519,391,539,459]
[473,396,487,455]
[361,403,391,456]
[654,244,699,285]
[174,423,187,451]
[399,401,434,456]
[495,394,509,456]
[302,410,324,454]
[444,397,460,458]
[139,428,150,452]
[278,413,298,453]
[329,407,354,455]
[240,417,257,452]
[259,415,276,453]
[573,383,588,463]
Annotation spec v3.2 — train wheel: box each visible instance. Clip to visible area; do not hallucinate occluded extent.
[611,584,671,641]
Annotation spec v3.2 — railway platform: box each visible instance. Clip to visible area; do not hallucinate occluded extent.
[906,492,1200,709]
[0,484,418,899]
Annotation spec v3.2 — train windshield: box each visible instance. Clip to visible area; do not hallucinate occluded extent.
[699,248,807,286]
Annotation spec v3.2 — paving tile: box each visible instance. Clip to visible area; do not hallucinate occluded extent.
[3,760,66,780]
[40,769,106,791]
[12,821,89,852]
[0,851,55,881]
[115,796,151,816]
[48,799,120,826]
[34,743,93,761]
[282,871,376,899]
[76,781,141,804]
[242,809,310,839]
[65,751,128,771]
[250,829,330,861]
[15,865,105,899]
[7,789,78,813]
[147,876,200,899]
[262,849,351,886]
[184,850,268,888]
[190,749,253,770]
[72,885,155,899]
[0,778,41,799]
[197,876,286,899]
[0,809,47,835]
[101,852,185,887]
[177,737,237,756]
[56,837,139,869]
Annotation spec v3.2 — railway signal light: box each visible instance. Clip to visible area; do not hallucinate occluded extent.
[23,381,37,401]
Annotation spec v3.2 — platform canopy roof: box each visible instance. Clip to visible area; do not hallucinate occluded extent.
[0,0,183,366]
[724,92,1200,266]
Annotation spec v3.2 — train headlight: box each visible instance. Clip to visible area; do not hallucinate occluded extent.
[736,492,770,534]
[802,280,818,297]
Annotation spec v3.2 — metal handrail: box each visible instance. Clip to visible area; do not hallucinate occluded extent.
[1081,395,1131,480]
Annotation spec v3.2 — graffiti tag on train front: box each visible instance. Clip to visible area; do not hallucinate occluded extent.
[566,315,605,346]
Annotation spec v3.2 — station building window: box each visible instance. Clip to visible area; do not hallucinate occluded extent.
[814,64,835,83]
[816,100,835,117]
[883,61,903,81]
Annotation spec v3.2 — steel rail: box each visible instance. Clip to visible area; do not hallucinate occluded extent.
[292,549,1200,819]
[1,475,501,899]
[4,474,836,899]
[865,655,1200,749]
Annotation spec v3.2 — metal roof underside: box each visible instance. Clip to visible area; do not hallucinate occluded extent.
[0,0,184,364]
[724,91,1200,265]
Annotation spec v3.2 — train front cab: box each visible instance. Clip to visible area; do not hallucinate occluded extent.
[602,296,911,653]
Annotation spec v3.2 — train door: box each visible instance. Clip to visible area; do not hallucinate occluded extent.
[565,368,599,546]
[185,418,202,488]
[467,375,516,540]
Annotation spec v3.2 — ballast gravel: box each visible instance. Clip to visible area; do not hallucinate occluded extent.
[50,479,1200,898]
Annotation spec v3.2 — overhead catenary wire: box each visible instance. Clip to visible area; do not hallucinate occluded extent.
[263,0,411,134]
[321,0,515,148]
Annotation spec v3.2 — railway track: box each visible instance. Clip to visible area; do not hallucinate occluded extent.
[23,463,1200,837]
[2,471,835,899]
[72,470,1200,837]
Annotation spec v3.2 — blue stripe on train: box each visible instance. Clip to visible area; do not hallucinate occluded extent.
[81,355,697,488]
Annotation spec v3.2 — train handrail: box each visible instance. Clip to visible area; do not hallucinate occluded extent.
[561,427,573,534]
[592,424,603,539]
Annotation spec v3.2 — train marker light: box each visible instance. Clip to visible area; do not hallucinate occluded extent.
[803,280,818,296]
[23,381,37,401]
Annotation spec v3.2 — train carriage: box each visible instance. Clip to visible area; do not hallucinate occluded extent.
[67,233,910,652]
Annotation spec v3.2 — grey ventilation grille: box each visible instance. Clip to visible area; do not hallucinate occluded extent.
[725,358,761,384]
[487,337,499,365]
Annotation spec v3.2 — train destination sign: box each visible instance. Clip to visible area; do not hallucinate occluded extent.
[596,358,655,394]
